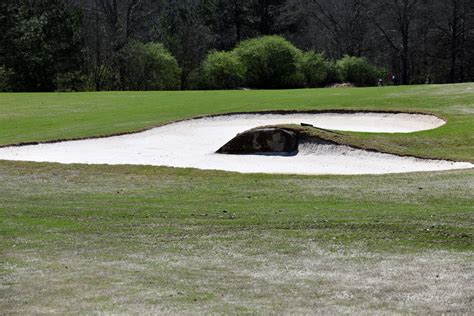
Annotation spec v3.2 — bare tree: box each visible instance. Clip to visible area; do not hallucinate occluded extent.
[69,0,160,89]
[156,0,212,89]
[305,0,373,58]
[199,0,251,49]
[252,0,286,35]
[430,0,474,82]
[371,0,420,85]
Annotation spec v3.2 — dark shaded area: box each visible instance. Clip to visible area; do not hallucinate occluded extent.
[1,0,473,91]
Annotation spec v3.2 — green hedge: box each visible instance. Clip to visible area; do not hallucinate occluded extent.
[336,55,385,87]
[118,41,181,91]
[300,52,330,87]
[202,51,245,89]
[233,36,302,89]
[199,36,386,89]
[113,37,387,90]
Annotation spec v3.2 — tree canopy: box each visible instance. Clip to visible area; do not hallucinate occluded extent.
[1,0,473,91]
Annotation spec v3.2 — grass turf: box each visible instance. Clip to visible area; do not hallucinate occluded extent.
[0,83,473,161]
[0,83,473,313]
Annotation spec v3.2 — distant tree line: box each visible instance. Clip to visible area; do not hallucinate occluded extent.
[1,0,473,91]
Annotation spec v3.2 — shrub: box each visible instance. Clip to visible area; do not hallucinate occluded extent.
[202,51,245,89]
[233,36,302,89]
[300,52,329,87]
[119,41,181,90]
[324,60,341,85]
[186,66,206,90]
[286,69,306,88]
[336,55,384,86]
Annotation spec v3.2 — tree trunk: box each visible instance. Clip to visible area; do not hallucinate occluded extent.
[95,0,101,91]
[234,2,242,42]
[448,0,459,83]
[401,12,410,85]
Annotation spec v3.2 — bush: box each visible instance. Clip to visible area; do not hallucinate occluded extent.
[300,52,329,87]
[186,66,206,90]
[233,36,302,89]
[336,55,384,86]
[119,41,181,90]
[202,51,245,89]
[324,60,341,85]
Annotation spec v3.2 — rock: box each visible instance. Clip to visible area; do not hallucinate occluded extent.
[330,82,355,88]
[216,128,298,155]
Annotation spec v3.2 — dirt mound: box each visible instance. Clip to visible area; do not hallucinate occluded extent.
[216,127,298,155]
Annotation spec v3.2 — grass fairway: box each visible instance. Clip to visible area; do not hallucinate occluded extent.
[1,84,473,314]
[1,83,473,161]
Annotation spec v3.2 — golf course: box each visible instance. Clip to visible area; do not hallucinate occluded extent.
[1,83,473,313]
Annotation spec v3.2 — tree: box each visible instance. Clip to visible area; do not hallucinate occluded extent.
[304,0,373,58]
[252,0,286,35]
[89,0,156,51]
[0,0,83,91]
[199,0,252,49]
[68,0,160,90]
[4,0,474,91]
[371,0,421,85]
[156,0,212,90]
[430,0,474,82]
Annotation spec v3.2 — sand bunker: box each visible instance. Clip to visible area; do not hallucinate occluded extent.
[0,112,472,175]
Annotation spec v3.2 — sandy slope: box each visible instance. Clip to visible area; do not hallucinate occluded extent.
[0,112,472,175]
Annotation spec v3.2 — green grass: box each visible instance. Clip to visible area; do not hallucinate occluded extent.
[1,83,473,161]
[1,84,473,313]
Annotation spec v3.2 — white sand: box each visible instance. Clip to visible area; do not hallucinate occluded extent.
[0,112,472,175]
